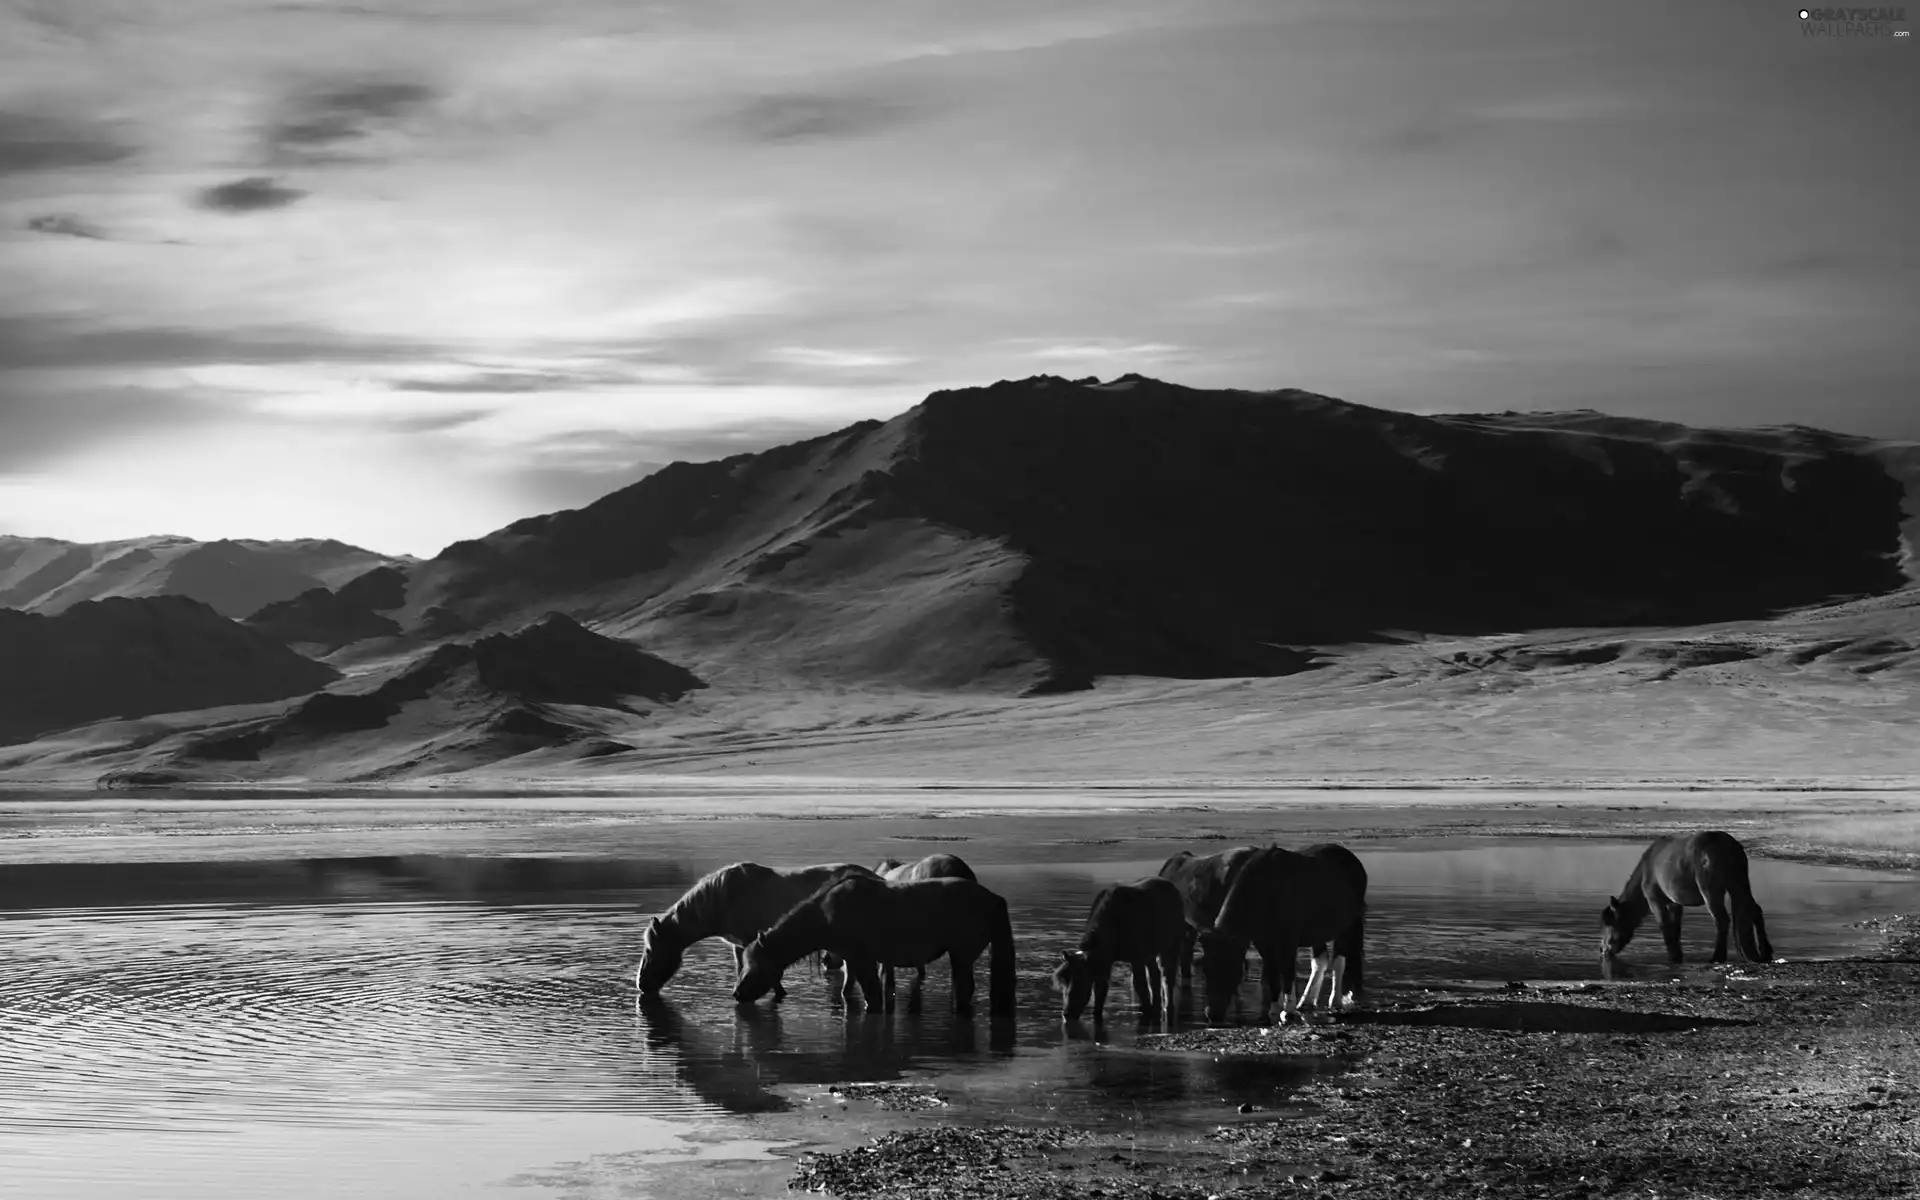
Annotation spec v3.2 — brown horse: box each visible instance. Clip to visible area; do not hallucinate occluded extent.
[734,874,1016,1017]
[1601,831,1774,964]
[821,853,979,1000]
[636,862,879,1000]
[1203,843,1368,1024]
[1053,876,1188,1023]
[1157,845,1263,984]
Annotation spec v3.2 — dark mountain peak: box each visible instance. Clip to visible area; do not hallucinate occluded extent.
[0,595,339,745]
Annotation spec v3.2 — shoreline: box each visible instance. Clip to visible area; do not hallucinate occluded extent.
[788,959,1920,1200]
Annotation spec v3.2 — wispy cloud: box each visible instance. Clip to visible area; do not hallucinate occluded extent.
[0,110,134,174]
[1028,341,1184,362]
[25,214,109,241]
[195,176,308,213]
[764,347,913,369]
[264,78,439,165]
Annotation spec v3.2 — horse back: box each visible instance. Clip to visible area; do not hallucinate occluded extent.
[1219,846,1363,944]
[1084,877,1186,959]
[1160,844,1260,928]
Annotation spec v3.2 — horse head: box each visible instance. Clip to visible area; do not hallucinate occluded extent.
[1599,896,1632,958]
[1053,949,1096,1021]
[731,935,781,1006]
[636,916,684,997]
[1195,925,1250,1024]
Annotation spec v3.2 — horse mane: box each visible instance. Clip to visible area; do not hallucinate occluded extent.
[755,879,845,970]
[874,857,906,873]
[656,862,772,940]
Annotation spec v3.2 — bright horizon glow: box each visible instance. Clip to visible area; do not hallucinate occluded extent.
[1,0,1915,555]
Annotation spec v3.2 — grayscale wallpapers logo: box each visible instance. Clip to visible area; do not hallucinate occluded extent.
[1798,6,1911,35]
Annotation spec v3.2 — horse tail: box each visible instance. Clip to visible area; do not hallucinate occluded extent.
[987,895,1017,1018]
[1722,840,1773,963]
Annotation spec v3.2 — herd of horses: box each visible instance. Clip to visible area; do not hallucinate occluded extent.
[633,830,1775,1025]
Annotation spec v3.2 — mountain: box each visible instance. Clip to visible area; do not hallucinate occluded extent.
[396,375,1920,694]
[244,565,409,652]
[0,535,414,617]
[3,374,1917,787]
[0,596,342,745]
[173,612,705,779]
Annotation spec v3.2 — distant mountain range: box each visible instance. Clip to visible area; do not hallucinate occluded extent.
[0,534,413,617]
[2,375,1916,785]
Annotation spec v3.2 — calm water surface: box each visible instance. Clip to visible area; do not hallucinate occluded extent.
[4,809,1916,1199]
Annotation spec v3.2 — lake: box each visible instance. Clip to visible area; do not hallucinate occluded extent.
[4,803,1916,1198]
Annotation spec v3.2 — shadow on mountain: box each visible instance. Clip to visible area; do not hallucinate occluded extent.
[0,596,341,745]
[402,376,1913,693]
[179,612,703,771]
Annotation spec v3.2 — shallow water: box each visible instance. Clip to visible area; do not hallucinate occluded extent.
[3,811,1917,1198]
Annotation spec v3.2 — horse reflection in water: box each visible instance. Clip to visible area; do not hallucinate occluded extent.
[631,996,1001,1115]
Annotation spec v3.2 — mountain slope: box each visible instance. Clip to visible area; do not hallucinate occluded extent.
[398,375,1917,693]
[0,535,413,617]
[174,613,706,779]
[0,596,342,744]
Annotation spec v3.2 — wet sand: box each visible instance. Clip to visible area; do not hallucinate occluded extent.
[797,962,1920,1199]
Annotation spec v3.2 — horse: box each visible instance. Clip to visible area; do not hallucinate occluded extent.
[1053,876,1188,1023]
[1202,843,1368,1024]
[1601,831,1774,965]
[733,874,1016,1018]
[1157,845,1264,984]
[635,861,880,1000]
[820,853,979,1001]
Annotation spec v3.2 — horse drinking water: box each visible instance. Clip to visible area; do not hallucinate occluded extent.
[1203,843,1368,1025]
[1053,876,1188,1023]
[636,862,879,1000]
[820,853,978,1003]
[733,874,1017,1017]
[1158,845,1263,984]
[1601,831,1775,964]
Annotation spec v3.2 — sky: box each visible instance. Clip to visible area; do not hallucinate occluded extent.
[0,0,1915,557]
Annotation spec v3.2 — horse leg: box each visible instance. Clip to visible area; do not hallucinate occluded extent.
[1299,947,1327,1010]
[1707,890,1733,963]
[851,959,886,1010]
[1328,953,1350,1011]
[1267,943,1303,1025]
[1092,970,1111,1025]
[1654,896,1685,964]
[951,952,976,1015]
[1131,961,1154,1014]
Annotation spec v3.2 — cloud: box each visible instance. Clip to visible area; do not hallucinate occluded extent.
[0,317,443,371]
[0,111,134,175]
[264,78,439,165]
[1028,341,1184,362]
[195,176,308,213]
[25,214,109,241]
[764,347,913,369]
[0,384,220,471]
[391,369,607,394]
[724,89,929,143]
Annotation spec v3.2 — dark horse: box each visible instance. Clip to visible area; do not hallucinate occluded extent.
[821,853,979,1000]
[1602,831,1774,964]
[636,862,878,1000]
[1204,843,1368,1024]
[1053,876,1188,1023]
[734,874,1016,1017]
[1157,845,1263,984]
